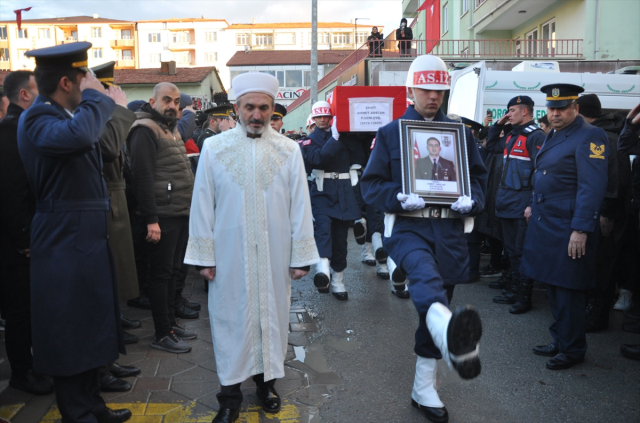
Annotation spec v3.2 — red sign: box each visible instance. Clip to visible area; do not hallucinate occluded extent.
[412,70,450,86]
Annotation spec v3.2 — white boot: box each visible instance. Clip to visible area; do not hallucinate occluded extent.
[371,232,387,263]
[313,258,330,293]
[361,242,376,266]
[354,218,367,245]
[411,357,445,408]
[330,270,348,301]
[426,302,482,380]
[376,262,390,280]
[614,289,633,311]
[387,257,407,288]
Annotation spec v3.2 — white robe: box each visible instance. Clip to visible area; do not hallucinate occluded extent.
[184,124,319,385]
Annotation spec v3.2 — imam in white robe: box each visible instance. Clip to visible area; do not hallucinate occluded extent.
[184,124,319,385]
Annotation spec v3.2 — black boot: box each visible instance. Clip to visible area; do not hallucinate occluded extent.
[493,276,518,305]
[488,272,511,289]
[509,278,533,314]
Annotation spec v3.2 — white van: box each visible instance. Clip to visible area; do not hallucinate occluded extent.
[448,61,640,124]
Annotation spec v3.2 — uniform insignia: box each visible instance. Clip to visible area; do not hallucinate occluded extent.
[516,96,521,103]
[517,140,522,147]
[552,88,560,98]
[370,137,377,150]
[589,143,605,159]
[302,139,312,146]
[442,135,452,148]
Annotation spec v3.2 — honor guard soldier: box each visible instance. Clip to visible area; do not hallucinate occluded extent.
[300,101,362,300]
[485,96,546,314]
[17,42,132,422]
[520,84,609,370]
[270,103,287,133]
[196,104,235,150]
[361,55,487,423]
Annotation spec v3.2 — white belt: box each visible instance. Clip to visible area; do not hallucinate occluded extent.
[323,172,350,179]
[310,165,360,192]
[385,210,475,235]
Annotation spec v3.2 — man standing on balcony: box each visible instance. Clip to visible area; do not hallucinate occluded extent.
[396,18,413,57]
[367,27,384,57]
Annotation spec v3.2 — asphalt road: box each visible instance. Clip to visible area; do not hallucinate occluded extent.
[291,236,640,423]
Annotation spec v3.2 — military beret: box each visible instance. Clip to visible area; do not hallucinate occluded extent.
[507,95,534,109]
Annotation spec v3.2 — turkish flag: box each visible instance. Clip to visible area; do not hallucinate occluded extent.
[414,138,421,160]
[417,0,440,53]
[14,7,32,31]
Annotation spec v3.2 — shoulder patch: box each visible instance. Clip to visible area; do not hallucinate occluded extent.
[589,143,605,159]
[370,137,377,150]
[301,139,312,146]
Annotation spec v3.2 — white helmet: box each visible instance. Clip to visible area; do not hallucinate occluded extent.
[405,55,451,90]
[311,101,333,118]
[306,114,316,128]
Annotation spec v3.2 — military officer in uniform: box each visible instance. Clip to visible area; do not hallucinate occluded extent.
[361,55,487,423]
[196,104,235,150]
[415,137,457,182]
[521,84,609,370]
[17,43,131,422]
[300,101,361,300]
[485,95,546,314]
[270,103,287,133]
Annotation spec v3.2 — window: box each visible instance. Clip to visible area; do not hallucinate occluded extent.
[332,33,351,45]
[462,0,469,15]
[205,31,217,42]
[526,28,538,56]
[148,33,161,43]
[308,32,330,44]
[17,29,28,39]
[515,38,522,56]
[122,49,133,59]
[260,70,276,77]
[174,51,192,64]
[0,27,7,40]
[205,51,217,62]
[92,48,103,59]
[172,32,191,44]
[542,19,556,56]
[121,29,132,40]
[304,70,311,86]
[275,32,295,44]
[91,27,102,38]
[38,28,50,39]
[356,32,368,45]
[0,48,9,61]
[254,34,273,46]
[442,3,449,34]
[285,70,302,88]
[475,0,486,7]
[276,70,285,87]
[149,53,161,63]
[236,33,249,45]
[70,31,78,40]
[230,70,247,80]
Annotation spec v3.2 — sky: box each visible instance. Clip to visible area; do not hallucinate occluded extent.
[0,0,407,35]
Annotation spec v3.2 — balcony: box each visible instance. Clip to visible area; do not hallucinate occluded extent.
[110,38,135,48]
[168,42,195,51]
[364,38,583,59]
[116,57,135,68]
[0,40,8,48]
[57,37,78,45]
[250,43,274,50]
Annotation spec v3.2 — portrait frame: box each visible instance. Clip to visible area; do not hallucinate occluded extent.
[399,119,471,206]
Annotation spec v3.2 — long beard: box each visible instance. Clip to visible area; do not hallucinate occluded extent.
[243,118,266,135]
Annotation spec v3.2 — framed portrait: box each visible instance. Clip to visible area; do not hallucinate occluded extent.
[399,120,471,206]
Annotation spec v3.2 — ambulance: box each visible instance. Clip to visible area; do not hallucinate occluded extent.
[448,61,640,124]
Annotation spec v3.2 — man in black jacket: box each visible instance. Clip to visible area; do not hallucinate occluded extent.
[0,70,53,396]
[396,18,413,57]
[367,27,384,57]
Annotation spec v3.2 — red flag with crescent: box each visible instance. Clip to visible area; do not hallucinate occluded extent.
[15,7,32,31]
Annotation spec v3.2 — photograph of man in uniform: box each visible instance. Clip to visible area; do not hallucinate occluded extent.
[415,136,457,182]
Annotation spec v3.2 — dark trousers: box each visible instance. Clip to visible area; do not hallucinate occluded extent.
[146,216,189,337]
[0,263,33,375]
[546,284,587,359]
[353,182,384,243]
[611,213,639,294]
[488,236,504,269]
[174,240,190,304]
[591,215,627,305]
[501,218,529,283]
[314,214,350,272]
[53,367,106,423]
[131,214,149,295]
[399,41,411,56]
[466,228,483,277]
[217,374,275,409]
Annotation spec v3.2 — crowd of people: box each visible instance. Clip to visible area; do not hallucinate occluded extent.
[1,40,639,423]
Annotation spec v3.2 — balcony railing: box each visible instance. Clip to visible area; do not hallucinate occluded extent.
[0,40,8,48]
[116,57,135,67]
[57,37,78,45]
[168,42,195,51]
[365,38,583,59]
[111,38,135,48]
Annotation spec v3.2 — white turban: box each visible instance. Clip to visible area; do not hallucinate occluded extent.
[233,72,279,99]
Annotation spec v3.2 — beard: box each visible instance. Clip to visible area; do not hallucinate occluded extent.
[243,118,266,134]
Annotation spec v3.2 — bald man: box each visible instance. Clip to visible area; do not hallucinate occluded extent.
[125,82,196,354]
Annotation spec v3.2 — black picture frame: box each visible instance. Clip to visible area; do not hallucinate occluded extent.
[399,119,471,206]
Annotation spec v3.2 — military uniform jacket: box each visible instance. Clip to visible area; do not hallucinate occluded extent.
[520,115,608,290]
[415,156,457,181]
[361,107,488,284]
[486,120,545,218]
[299,128,361,221]
[17,90,124,376]
[197,127,216,151]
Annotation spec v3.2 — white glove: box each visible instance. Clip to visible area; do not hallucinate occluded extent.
[397,192,425,211]
[451,195,474,214]
[331,117,340,140]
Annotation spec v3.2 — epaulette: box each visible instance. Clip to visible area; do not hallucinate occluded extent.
[523,124,539,133]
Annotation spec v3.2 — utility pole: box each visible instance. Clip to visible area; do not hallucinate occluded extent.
[310,0,318,104]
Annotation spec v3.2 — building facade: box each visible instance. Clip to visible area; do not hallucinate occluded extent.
[0,15,136,70]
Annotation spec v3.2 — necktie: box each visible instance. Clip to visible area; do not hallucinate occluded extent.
[432,159,438,180]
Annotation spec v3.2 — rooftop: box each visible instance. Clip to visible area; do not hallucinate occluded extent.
[227,22,382,29]
[227,49,356,67]
[0,15,132,24]
[115,67,218,85]
[137,18,229,24]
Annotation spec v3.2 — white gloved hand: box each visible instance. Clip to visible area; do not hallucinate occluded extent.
[397,192,425,211]
[331,117,340,140]
[451,195,474,214]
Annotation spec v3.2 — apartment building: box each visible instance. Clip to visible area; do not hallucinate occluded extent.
[136,18,228,70]
[0,15,136,71]
[403,0,640,60]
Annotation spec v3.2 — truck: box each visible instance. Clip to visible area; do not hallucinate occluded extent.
[448,61,640,124]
